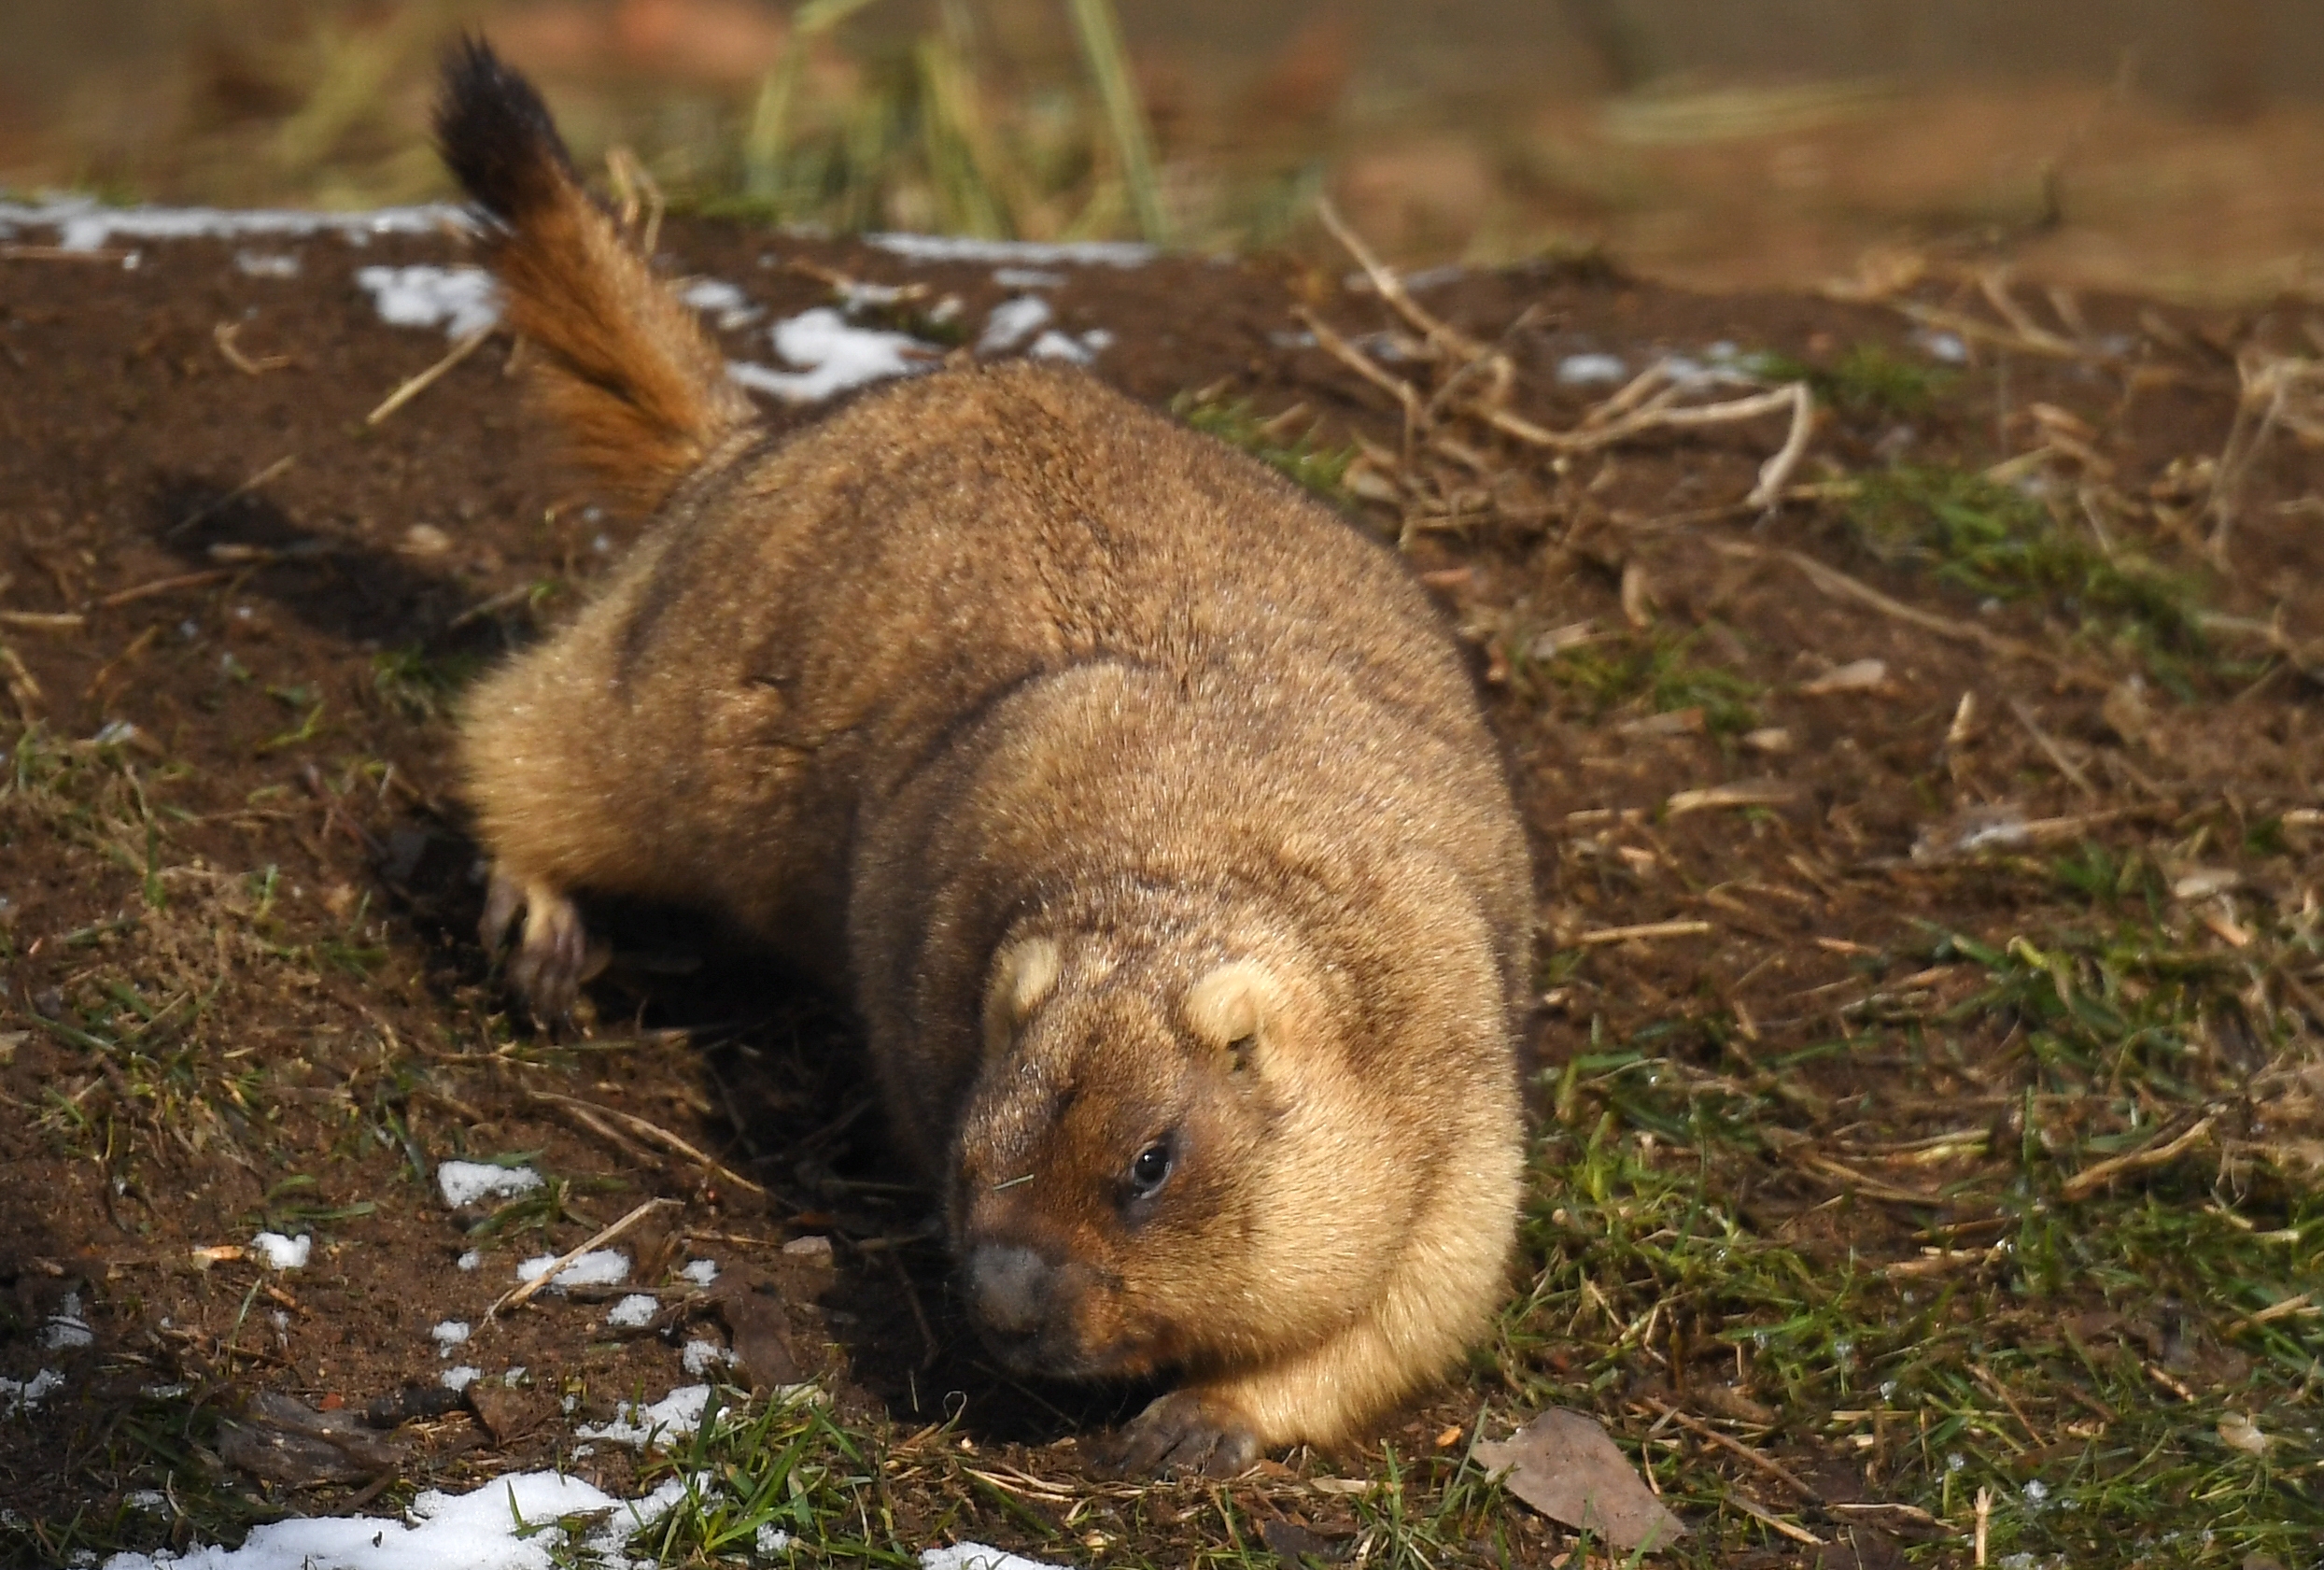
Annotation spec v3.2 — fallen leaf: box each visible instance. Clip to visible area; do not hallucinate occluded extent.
[468,1380,556,1446]
[708,1269,801,1388]
[1474,1407,1686,1553]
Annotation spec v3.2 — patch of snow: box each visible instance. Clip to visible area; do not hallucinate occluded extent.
[44,1291,93,1349]
[992,266,1065,290]
[251,1233,310,1271]
[605,1294,659,1329]
[0,1368,63,1416]
[681,1338,729,1376]
[978,295,1052,353]
[758,1523,794,1555]
[233,250,301,278]
[679,277,762,330]
[515,1249,629,1292]
[576,1383,712,1449]
[457,1250,482,1272]
[870,232,1153,268]
[354,264,502,338]
[0,197,468,254]
[725,307,938,403]
[1029,329,1109,365]
[430,1320,470,1355]
[1556,352,1627,387]
[1911,328,1969,363]
[436,1160,542,1209]
[96,1466,681,1570]
[439,1365,481,1393]
[124,1492,165,1511]
[679,1258,719,1285]
[922,1544,1072,1570]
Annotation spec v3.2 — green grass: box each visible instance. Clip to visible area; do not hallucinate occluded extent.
[1844,466,2210,676]
[1172,390,1357,499]
[1517,850,2324,1563]
[1754,342,1951,419]
[1520,629,1763,739]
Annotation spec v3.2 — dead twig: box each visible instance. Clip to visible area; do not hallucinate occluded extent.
[213,321,290,376]
[484,1196,677,1322]
[1710,540,2073,676]
[367,324,494,426]
[1574,919,1713,946]
[1641,1395,1822,1505]
[96,569,241,610]
[0,611,84,632]
[523,1090,767,1196]
[2006,698,2098,799]
[164,455,296,540]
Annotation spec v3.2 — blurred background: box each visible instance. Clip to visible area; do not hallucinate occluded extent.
[4,0,2323,299]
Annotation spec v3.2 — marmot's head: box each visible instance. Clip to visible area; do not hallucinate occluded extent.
[945,926,1408,1382]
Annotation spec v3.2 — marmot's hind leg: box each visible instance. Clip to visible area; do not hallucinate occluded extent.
[481,869,605,1022]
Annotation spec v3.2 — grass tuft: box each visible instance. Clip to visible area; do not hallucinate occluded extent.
[1173,390,1357,499]
[1844,466,2209,672]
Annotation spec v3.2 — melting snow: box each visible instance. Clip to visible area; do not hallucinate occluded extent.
[978,295,1053,353]
[97,1467,687,1570]
[681,1338,730,1376]
[439,1365,481,1392]
[430,1321,470,1354]
[605,1294,659,1329]
[923,1546,1072,1570]
[726,307,938,403]
[0,196,467,254]
[679,1258,719,1285]
[575,1383,712,1448]
[515,1249,629,1292]
[678,277,762,330]
[251,1233,311,1270]
[233,250,301,278]
[436,1161,542,1209]
[354,264,502,338]
[869,232,1153,268]
[1555,352,1627,387]
[43,1291,93,1349]
[991,266,1066,290]
[0,1368,63,1416]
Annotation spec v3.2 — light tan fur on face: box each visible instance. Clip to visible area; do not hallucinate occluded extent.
[435,40,1535,1476]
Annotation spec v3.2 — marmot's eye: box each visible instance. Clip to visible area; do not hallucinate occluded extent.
[1127,1137,1175,1198]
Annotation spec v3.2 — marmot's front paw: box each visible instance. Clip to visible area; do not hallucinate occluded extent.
[480,870,599,1022]
[1090,1390,1260,1478]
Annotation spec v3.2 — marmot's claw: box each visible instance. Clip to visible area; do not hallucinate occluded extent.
[1092,1391,1260,1478]
[482,871,596,1023]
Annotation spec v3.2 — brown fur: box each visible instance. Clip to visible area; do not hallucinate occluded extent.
[437,41,1533,1474]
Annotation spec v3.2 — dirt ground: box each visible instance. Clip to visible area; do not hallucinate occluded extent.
[2,208,2322,1567]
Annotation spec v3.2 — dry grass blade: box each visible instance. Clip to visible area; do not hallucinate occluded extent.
[213,321,290,376]
[367,325,493,426]
[2059,1113,2219,1200]
[1575,919,1712,946]
[1711,539,2073,673]
[484,1196,678,1322]
[525,1089,768,1196]
[1641,1395,1824,1505]
[2209,349,2324,557]
[1315,195,1486,361]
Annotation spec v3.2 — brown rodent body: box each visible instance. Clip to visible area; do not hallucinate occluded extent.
[437,41,1533,1474]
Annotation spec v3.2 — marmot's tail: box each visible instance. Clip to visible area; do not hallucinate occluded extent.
[435,39,754,514]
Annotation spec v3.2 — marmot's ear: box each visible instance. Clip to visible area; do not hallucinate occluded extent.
[1184,961,1278,1068]
[983,936,1060,1055]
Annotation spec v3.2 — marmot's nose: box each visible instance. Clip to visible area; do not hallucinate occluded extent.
[966,1242,1053,1336]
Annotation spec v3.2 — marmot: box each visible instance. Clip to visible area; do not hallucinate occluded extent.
[435,40,1532,1476]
